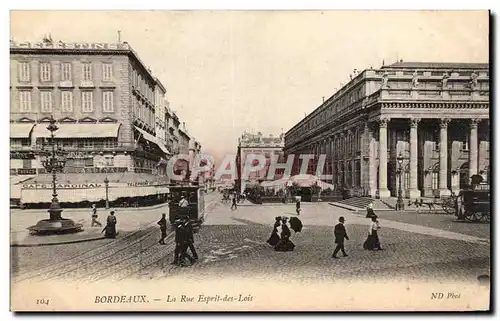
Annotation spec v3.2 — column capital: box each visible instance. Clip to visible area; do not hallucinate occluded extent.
[439,118,451,129]
[470,118,481,129]
[378,117,390,128]
[410,117,421,128]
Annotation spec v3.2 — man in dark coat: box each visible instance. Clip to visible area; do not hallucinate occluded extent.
[184,219,199,261]
[158,213,167,245]
[171,218,195,266]
[332,216,349,258]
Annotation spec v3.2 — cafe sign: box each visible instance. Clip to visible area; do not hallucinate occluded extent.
[22,183,103,189]
[10,41,130,51]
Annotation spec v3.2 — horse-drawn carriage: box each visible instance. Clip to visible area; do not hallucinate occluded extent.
[167,185,206,231]
[455,183,490,222]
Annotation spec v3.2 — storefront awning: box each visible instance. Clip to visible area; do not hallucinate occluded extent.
[134,126,171,155]
[10,123,35,139]
[33,123,121,138]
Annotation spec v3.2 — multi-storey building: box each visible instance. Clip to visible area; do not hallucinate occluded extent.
[9,39,172,188]
[236,132,285,194]
[284,61,490,199]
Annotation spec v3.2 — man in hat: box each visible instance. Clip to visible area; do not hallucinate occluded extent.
[157,213,167,245]
[179,195,189,208]
[332,216,349,258]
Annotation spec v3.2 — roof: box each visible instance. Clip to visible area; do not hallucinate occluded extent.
[382,61,489,70]
[32,123,121,138]
[10,123,35,138]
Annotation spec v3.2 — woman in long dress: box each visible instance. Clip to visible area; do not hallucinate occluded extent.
[274,217,295,252]
[266,216,282,246]
[103,211,117,239]
[363,216,383,250]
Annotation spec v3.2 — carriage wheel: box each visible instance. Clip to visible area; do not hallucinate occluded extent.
[480,211,491,223]
[465,210,480,222]
[442,198,456,215]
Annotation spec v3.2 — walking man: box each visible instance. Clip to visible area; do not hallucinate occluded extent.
[158,213,167,245]
[231,194,238,210]
[91,204,102,227]
[332,216,349,258]
[184,218,199,261]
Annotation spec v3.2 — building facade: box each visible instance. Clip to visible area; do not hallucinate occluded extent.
[9,39,171,181]
[236,132,285,194]
[284,62,490,199]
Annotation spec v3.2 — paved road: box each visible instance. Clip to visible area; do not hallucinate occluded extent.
[11,196,490,285]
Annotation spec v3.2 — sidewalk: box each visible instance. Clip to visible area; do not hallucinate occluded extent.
[10,205,166,247]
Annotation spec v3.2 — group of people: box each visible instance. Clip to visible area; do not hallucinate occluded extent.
[170,216,199,267]
[90,204,117,239]
[266,216,295,252]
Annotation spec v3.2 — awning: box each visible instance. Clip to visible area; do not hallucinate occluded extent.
[134,126,171,155]
[33,123,121,138]
[10,123,35,138]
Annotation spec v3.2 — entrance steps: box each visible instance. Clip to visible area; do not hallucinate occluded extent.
[330,197,394,211]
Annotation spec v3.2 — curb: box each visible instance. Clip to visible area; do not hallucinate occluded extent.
[329,202,360,212]
[12,203,169,214]
[11,235,107,248]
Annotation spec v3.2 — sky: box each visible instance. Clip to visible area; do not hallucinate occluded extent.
[10,10,489,164]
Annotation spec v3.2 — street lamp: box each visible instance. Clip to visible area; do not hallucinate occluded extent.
[396,153,405,211]
[104,177,110,209]
[28,116,82,235]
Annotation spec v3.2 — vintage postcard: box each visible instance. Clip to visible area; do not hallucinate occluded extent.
[9,10,490,311]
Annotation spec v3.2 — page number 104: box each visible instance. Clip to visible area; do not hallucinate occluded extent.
[36,299,50,305]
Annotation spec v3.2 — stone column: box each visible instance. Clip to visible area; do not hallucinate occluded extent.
[408,118,422,199]
[367,123,377,197]
[378,117,390,198]
[469,119,480,180]
[438,118,451,197]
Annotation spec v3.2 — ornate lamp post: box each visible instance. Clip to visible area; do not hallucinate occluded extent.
[28,116,82,235]
[396,153,405,211]
[104,177,110,209]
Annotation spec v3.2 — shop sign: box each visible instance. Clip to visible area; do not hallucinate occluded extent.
[10,41,130,51]
[22,183,103,189]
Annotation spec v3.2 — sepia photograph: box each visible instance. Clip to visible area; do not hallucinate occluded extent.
[8,9,491,312]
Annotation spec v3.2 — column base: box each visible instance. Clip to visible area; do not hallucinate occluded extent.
[368,188,378,198]
[421,188,435,198]
[378,188,390,199]
[408,189,421,200]
[451,187,460,196]
[438,189,451,198]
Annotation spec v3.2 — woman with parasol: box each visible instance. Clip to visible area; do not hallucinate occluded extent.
[266,216,282,246]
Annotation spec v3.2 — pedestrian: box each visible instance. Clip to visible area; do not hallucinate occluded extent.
[91,204,102,227]
[158,213,167,245]
[266,216,282,246]
[274,217,295,252]
[171,219,183,265]
[179,195,189,208]
[102,210,117,239]
[332,216,349,258]
[231,195,238,210]
[363,216,383,251]
[366,202,376,218]
[184,218,199,261]
[296,199,301,215]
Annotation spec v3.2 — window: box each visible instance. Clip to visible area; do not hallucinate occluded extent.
[61,91,73,112]
[19,90,31,112]
[82,63,92,81]
[18,62,30,81]
[40,91,53,112]
[462,135,469,151]
[83,140,94,149]
[84,157,94,167]
[61,63,72,81]
[81,91,93,112]
[40,62,51,81]
[432,172,439,190]
[102,63,113,81]
[102,91,114,112]
[103,139,117,148]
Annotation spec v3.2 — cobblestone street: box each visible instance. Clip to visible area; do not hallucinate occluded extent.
[11,196,490,285]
